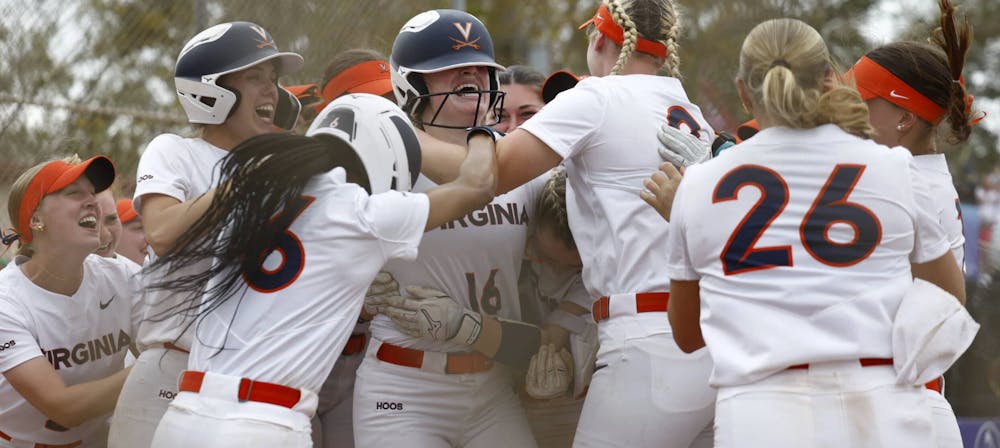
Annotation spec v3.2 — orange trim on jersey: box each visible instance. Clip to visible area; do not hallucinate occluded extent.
[341,333,366,355]
[848,56,947,124]
[0,429,81,448]
[319,60,393,112]
[115,198,138,224]
[578,4,668,59]
[376,342,494,374]
[18,156,116,244]
[163,342,190,354]
[591,292,670,322]
[787,357,893,370]
[925,377,943,394]
[178,370,302,409]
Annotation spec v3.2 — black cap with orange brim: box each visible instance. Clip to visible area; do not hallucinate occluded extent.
[542,70,588,104]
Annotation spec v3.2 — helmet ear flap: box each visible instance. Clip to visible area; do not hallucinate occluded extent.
[175,77,239,125]
[274,87,302,131]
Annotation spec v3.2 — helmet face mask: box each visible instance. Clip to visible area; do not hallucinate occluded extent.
[175,21,304,129]
[410,87,506,130]
[390,9,506,130]
[305,93,422,194]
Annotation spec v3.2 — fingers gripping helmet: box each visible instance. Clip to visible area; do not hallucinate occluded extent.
[390,9,506,129]
[306,93,421,194]
[175,21,305,129]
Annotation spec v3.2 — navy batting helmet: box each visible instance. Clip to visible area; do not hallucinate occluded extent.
[175,21,304,129]
[390,10,505,129]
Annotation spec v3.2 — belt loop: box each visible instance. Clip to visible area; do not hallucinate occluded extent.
[238,378,254,403]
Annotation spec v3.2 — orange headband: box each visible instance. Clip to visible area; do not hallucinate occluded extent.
[18,156,116,244]
[116,198,138,224]
[849,56,951,124]
[578,4,668,59]
[319,60,393,112]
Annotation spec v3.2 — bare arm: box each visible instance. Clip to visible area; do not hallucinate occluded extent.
[139,189,218,255]
[668,279,705,353]
[423,133,497,231]
[912,252,966,305]
[415,128,561,195]
[4,358,131,428]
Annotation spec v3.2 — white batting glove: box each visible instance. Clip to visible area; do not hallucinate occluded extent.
[380,285,482,345]
[657,123,710,169]
[363,271,398,317]
[525,344,574,399]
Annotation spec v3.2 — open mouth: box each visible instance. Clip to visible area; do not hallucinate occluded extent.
[96,242,111,252]
[79,216,98,229]
[455,84,481,99]
[255,104,274,121]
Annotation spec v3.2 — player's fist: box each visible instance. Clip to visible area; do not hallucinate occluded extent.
[381,286,482,344]
[657,123,710,169]
[363,271,398,317]
[525,344,573,400]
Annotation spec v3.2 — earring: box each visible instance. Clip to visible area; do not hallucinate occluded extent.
[31,223,44,232]
[742,102,751,114]
[896,124,905,131]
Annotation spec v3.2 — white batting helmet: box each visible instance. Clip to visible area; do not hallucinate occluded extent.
[306,93,421,193]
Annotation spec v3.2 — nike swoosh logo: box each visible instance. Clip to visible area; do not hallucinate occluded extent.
[889,90,910,100]
[99,295,116,310]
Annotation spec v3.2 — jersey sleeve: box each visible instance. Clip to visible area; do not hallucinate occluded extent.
[903,154,951,263]
[358,190,430,262]
[665,168,700,280]
[0,298,42,373]
[517,79,608,160]
[133,134,196,211]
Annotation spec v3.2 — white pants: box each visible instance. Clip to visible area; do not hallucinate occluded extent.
[108,347,187,448]
[924,387,963,448]
[310,350,363,448]
[150,372,316,448]
[574,314,715,448]
[714,361,935,448]
[353,339,537,447]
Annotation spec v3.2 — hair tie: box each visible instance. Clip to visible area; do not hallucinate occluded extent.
[1,228,20,247]
[771,59,790,69]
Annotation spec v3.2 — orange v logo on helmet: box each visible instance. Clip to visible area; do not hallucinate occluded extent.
[450,22,481,51]
[249,24,277,50]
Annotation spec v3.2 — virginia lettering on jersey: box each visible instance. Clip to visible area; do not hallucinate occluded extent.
[41,329,132,370]
[439,202,529,230]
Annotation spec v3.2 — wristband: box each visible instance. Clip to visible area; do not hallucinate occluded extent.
[466,126,504,144]
[450,312,483,345]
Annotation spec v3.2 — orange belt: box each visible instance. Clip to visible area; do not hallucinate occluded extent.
[178,370,301,409]
[342,333,366,356]
[0,429,80,448]
[787,358,894,370]
[926,377,943,393]
[376,342,493,374]
[591,292,670,322]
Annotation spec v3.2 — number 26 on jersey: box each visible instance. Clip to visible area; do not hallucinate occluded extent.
[713,164,882,275]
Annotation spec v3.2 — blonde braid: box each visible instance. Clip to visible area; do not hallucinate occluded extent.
[660,0,682,78]
[606,0,638,75]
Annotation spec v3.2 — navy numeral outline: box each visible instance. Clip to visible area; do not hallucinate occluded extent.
[243,196,315,293]
[667,105,703,139]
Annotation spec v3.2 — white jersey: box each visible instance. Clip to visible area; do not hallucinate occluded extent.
[371,174,544,352]
[133,133,227,350]
[518,74,714,302]
[190,168,428,394]
[913,154,965,267]
[665,124,951,387]
[0,255,139,445]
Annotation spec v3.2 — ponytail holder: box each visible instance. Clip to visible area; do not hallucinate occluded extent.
[965,94,986,126]
[0,228,19,247]
[771,59,790,69]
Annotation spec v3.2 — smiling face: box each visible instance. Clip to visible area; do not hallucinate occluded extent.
[496,82,543,133]
[420,65,491,128]
[209,61,280,148]
[32,177,102,253]
[95,190,121,258]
